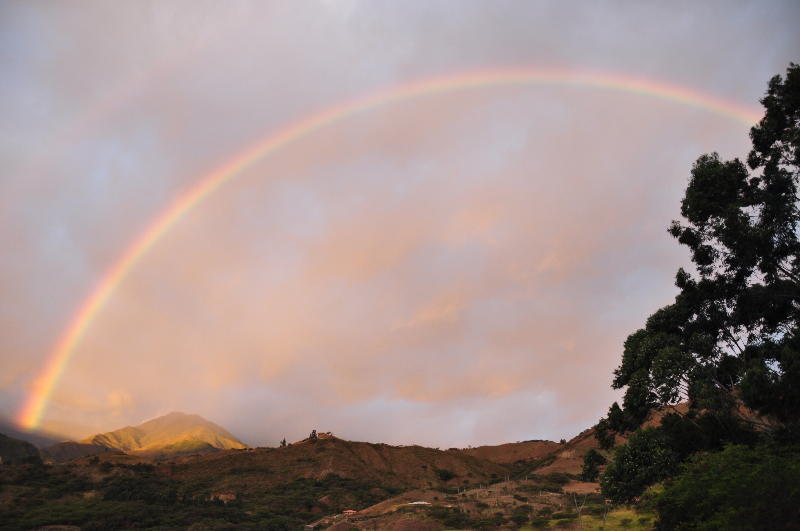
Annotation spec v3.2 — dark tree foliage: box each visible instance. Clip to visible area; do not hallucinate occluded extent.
[436,468,456,481]
[426,505,476,529]
[600,428,678,503]
[602,412,762,503]
[599,64,800,513]
[608,63,800,438]
[580,448,607,482]
[593,418,616,450]
[0,462,402,531]
[654,444,800,531]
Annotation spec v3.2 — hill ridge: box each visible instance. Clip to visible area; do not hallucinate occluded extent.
[42,412,247,462]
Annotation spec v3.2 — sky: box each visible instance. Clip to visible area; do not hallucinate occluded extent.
[1,1,798,448]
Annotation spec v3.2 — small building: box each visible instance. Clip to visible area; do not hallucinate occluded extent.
[343,510,358,516]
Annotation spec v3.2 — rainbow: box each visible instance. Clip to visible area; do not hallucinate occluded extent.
[16,67,763,430]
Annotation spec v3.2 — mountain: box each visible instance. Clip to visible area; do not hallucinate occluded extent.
[42,412,248,462]
[0,418,63,448]
[3,432,547,531]
[0,432,42,464]
[40,441,108,463]
[115,433,509,492]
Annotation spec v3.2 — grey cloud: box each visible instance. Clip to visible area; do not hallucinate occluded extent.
[0,0,797,445]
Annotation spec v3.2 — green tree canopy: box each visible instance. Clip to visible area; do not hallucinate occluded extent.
[599,65,800,517]
[608,63,800,440]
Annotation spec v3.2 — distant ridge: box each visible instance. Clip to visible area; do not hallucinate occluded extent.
[42,412,248,462]
[458,439,562,464]
[0,418,63,449]
[0,432,42,464]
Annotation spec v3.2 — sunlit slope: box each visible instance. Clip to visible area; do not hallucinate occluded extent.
[84,425,146,451]
[43,412,247,462]
[82,412,247,453]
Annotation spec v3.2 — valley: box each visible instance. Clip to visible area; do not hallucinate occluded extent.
[0,413,655,530]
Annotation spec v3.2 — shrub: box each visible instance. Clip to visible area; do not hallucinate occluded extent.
[580,448,607,482]
[601,427,677,503]
[509,512,528,526]
[654,443,800,530]
[436,469,456,481]
[542,473,572,485]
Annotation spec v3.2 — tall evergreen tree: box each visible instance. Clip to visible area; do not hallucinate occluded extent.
[600,64,800,506]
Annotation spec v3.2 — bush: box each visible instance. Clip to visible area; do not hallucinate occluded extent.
[601,427,677,503]
[580,448,607,482]
[541,484,563,493]
[509,512,528,526]
[654,443,800,530]
[542,473,573,485]
[436,469,456,481]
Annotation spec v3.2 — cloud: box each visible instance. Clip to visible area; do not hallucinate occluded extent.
[1,0,798,445]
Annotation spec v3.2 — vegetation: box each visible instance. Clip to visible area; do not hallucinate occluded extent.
[598,63,800,528]
[0,447,642,531]
[0,459,402,530]
[654,443,800,530]
[435,468,456,481]
[580,448,607,482]
[0,433,42,465]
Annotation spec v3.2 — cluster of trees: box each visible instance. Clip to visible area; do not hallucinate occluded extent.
[594,64,800,529]
[0,458,404,531]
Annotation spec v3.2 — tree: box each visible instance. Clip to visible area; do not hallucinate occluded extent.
[309,430,317,441]
[509,511,529,527]
[593,418,616,450]
[654,443,800,530]
[436,468,456,481]
[600,428,678,503]
[599,65,800,513]
[580,448,607,482]
[607,63,800,442]
[572,493,588,529]
[280,438,287,447]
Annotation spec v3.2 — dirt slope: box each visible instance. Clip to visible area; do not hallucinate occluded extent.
[526,404,693,476]
[457,440,562,464]
[167,435,508,492]
[530,428,599,475]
